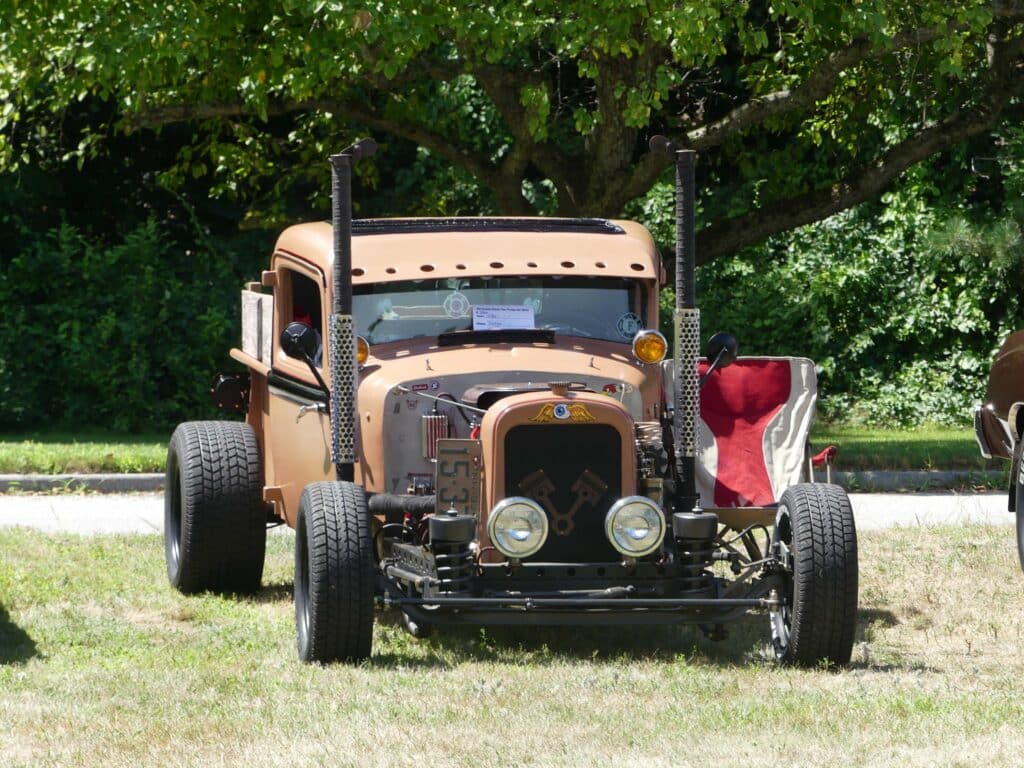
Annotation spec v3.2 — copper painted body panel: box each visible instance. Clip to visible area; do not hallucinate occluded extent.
[477,389,637,548]
[234,218,662,526]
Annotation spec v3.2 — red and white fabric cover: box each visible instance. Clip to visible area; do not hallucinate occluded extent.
[695,357,816,508]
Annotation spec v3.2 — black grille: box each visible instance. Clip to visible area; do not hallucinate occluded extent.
[504,424,621,562]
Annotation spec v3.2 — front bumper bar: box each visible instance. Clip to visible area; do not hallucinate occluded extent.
[381,578,783,627]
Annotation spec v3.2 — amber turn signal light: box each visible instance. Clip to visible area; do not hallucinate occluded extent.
[356,336,370,366]
[632,330,668,364]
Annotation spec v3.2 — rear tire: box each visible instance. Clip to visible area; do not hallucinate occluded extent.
[295,482,375,664]
[770,483,858,667]
[164,421,267,594]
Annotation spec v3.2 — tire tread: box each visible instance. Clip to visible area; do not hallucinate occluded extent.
[298,481,374,663]
[166,421,267,594]
[781,483,858,667]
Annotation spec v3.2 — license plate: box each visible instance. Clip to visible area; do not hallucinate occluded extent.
[435,439,482,517]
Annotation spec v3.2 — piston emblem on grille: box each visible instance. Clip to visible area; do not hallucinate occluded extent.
[518,468,608,536]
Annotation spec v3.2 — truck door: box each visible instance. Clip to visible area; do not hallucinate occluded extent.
[264,256,333,525]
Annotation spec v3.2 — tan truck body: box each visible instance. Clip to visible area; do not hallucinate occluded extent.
[235,220,663,529]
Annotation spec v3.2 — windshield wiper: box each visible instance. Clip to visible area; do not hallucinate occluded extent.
[437,329,556,347]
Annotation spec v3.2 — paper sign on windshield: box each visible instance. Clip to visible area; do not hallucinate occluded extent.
[472,304,535,331]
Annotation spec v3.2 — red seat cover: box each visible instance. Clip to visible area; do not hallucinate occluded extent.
[699,359,792,507]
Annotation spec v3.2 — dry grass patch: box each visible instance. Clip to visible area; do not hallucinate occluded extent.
[2,523,1024,766]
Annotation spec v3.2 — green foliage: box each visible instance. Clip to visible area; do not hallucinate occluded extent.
[0,0,1017,231]
[0,215,267,432]
[648,173,1024,426]
[0,2,1021,432]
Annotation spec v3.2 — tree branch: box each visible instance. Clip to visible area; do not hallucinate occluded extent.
[125,96,505,194]
[685,27,944,151]
[695,59,1023,264]
[326,99,505,191]
[601,28,955,217]
[993,0,1024,21]
[125,101,273,125]
[471,63,568,212]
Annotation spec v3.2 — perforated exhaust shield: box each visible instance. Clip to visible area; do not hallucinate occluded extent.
[674,308,700,458]
[329,313,358,465]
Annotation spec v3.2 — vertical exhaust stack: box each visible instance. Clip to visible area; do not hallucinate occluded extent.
[329,138,377,482]
[650,136,700,513]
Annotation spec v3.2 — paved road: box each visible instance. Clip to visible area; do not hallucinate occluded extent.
[0,491,1013,535]
[0,493,168,535]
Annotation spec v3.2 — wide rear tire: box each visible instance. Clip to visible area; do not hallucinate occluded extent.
[770,483,858,667]
[164,421,267,594]
[295,482,375,664]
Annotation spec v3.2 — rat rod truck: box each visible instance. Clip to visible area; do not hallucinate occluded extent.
[164,137,858,666]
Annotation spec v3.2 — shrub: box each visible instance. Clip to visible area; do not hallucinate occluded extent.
[645,183,1023,426]
[0,217,267,432]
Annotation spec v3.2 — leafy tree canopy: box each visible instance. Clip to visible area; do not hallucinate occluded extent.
[2,0,1022,261]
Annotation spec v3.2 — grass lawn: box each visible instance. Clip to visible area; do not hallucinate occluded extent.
[811,424,984,471]
[2,525,1024,766]
[0,431,167,474]
[0,425,985,474]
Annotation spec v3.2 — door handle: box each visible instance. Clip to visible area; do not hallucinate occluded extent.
[296,403,327,422]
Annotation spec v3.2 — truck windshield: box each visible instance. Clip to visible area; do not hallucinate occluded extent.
[354,276,643,344]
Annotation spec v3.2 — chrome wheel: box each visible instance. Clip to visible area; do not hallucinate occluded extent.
[769,504,794,660]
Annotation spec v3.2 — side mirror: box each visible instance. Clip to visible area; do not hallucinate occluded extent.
[700,332,739,389]
[706,331,738,369]
[280,322,330,405]
[281,321,320,364]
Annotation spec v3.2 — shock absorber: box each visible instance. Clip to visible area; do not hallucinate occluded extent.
[429,511,476,594]
[672,512,719,594]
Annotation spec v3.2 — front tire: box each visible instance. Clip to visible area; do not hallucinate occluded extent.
[164,421,267,594]
[295,482,375,664]
[770,483,858,667]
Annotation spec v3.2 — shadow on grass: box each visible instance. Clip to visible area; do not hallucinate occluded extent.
[859,607,899,628]
[845,607,940,673]
[373,605,933,671]
[0,604,37,664]
[253,581,293,604]
[254,581,918,672]
[371,613,773,669]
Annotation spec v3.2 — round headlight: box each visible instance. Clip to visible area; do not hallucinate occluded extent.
[356,336,370,366]
[605,497,666,558]
[632,330,667,364]
[487,497,549,560]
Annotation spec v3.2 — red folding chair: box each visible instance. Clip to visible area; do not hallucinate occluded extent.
[696,357,836,516]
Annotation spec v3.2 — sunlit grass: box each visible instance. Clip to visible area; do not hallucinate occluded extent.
[2,524,1024,766]
[812,424,985,471]
[0,431,167,474]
